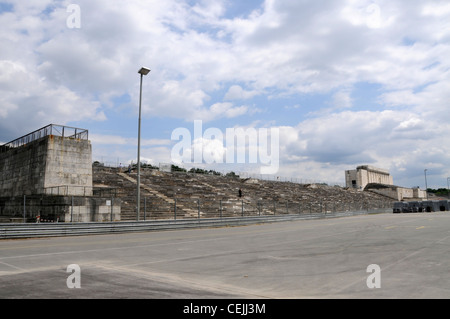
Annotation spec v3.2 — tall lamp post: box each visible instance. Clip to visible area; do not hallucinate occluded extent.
[137,67,151,221]
[447,177,449,199]
[424,169,428,200]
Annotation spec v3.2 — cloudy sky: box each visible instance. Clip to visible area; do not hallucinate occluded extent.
[1,0,449,188]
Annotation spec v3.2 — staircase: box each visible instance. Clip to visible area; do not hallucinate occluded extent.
[117,172,198,218]
[92,166,394,221]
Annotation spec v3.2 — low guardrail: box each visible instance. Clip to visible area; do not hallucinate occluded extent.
[0,209,390,240]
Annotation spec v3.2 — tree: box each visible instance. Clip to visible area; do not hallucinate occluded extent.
[226,171,239,178]
[427,188,449,196]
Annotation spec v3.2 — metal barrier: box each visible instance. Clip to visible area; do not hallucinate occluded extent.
[136,197,393,221]
[393,200,450,213]
[2,193,392,224]
[0,208,390,239]
[1,124,88,153]
[44,185,93,196]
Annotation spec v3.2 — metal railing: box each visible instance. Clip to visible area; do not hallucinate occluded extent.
[1,124,88,153]
[0,193,394,225]
[0,208,391,239]
[44,185,93,197]
[134,197,394,221]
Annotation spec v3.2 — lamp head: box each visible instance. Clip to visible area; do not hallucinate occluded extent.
[138,67,151,75]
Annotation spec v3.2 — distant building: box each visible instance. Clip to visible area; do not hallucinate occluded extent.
[364,184,427,201]
[345,165,427,201]
[345,165,394,190]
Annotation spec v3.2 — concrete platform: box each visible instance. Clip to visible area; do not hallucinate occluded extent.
[1,212,450,299]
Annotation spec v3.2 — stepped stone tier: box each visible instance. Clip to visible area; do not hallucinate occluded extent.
[93,165,394,221]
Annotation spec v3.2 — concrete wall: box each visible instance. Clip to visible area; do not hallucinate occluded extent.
[0,137,48,197]
[0,135,92,197]
[62,197,121,223]
[44,135,92,196]
[0,195,121,223]
[398,187,414,200]
[368,186,425,201]
[413,188,427,199]
[345,170,358,189]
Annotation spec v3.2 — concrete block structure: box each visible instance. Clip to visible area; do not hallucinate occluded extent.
[0,124,120,222]
[345,165,394,190]
[0,125,92,197]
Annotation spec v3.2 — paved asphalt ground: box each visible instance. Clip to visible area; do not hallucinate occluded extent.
[1,212,450,299]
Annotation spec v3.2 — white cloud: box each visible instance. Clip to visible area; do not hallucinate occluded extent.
[423,2,450,16]
[332,88,353,109]
[1,0,449,187]
[195,102,250,122]
[341,1,396,29]
[0,59,105,138]
[273,110,449,187]
[224,85,259,101]
[3,0,446,118]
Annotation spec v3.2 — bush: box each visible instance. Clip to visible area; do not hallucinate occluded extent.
[189,168,222,176]
[171,165,187,172]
